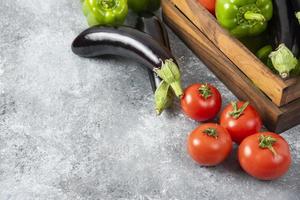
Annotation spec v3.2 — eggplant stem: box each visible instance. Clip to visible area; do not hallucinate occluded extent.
[296,12,300,24]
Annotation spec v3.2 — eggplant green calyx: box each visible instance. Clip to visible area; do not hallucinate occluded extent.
[154,80,174,115]
[259,135,277,156]
[269,44,298,79]
[203,128,218,138]
[230,101,249,119]
[154,59,183,98]
[199,84,212,99]
[296,12,300,24]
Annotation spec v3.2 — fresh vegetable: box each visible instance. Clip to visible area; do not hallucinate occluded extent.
[181,83,222,122]
[239,31,270,54]
[135,13,170,92]
[238,132,291,180]
[187,123,232,166]
[128,0,160,13]
[265,0,300,78]
[197,0,216,14]
[256,45,276,71]
[82,0,128,26]
[215,0,273,38]
[256,45,272,63]
[72,26,183,113]
[290,0,300,57]
[220,101,262,144]
[268,0,297,54]
[269,44,298,78]
[136,13,174,114]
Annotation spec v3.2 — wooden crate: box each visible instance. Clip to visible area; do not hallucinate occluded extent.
[162,0,300,132]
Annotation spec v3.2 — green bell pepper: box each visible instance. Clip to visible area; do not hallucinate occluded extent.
[239,30,270,53]
[128,0,160,13]
[216,0,273,38]
[82,0,128,26]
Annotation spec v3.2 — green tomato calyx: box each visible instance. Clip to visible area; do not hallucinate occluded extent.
[259,135,277,156]
[230,101,249,119]
[199,84,212,99]
[203,128,218,138]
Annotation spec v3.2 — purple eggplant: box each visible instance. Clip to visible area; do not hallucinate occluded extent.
[72,26,176,71]
[135,13,171,92]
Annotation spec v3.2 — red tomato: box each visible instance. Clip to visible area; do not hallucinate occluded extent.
[187,123,232,166]
[238,132,291,180]
[181,83,222,122]
[220,101,262,144]
[198,0,216,14]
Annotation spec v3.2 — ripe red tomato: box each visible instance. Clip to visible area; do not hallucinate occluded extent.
[198,0,216,14]
[220,101,262,144]
[238,132,291,180]
[181,83,222,122]
[187,123,232,166]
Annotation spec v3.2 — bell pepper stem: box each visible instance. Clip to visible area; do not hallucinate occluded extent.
[244,11,265,21]
[101,0,116,10]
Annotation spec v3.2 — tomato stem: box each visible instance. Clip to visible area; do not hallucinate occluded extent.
[259,135,278,156]
[229,101,249,119]
[203,128,218,138]
[198,84,212,99]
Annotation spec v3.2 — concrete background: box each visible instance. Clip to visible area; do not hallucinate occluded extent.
[0,0,299,199]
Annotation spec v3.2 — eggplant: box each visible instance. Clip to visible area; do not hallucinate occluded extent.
[269,0,296,53]
[136,13,170,50]
[265,0,300,78]
[72,25,183,98]
[72,25,176,72]
[135,13,171,92]
[290,0,300,11]
[290,0,300,57]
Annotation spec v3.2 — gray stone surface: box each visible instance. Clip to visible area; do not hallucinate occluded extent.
[0,0,299,199]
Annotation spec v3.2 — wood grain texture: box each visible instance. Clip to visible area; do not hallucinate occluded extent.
[168,0,300,107]
[162,0,300,132]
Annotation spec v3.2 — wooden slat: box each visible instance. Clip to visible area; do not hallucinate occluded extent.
[282,78,300,105]
[161,0,282,131]
[169,0,292,106]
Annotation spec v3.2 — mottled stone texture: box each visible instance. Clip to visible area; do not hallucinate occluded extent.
[0,0,299,199]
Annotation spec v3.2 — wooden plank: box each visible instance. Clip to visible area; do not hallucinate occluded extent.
[276,99,300,132]
[169,0,294,106]
[282,78,300,105]
[161,0,282,131]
